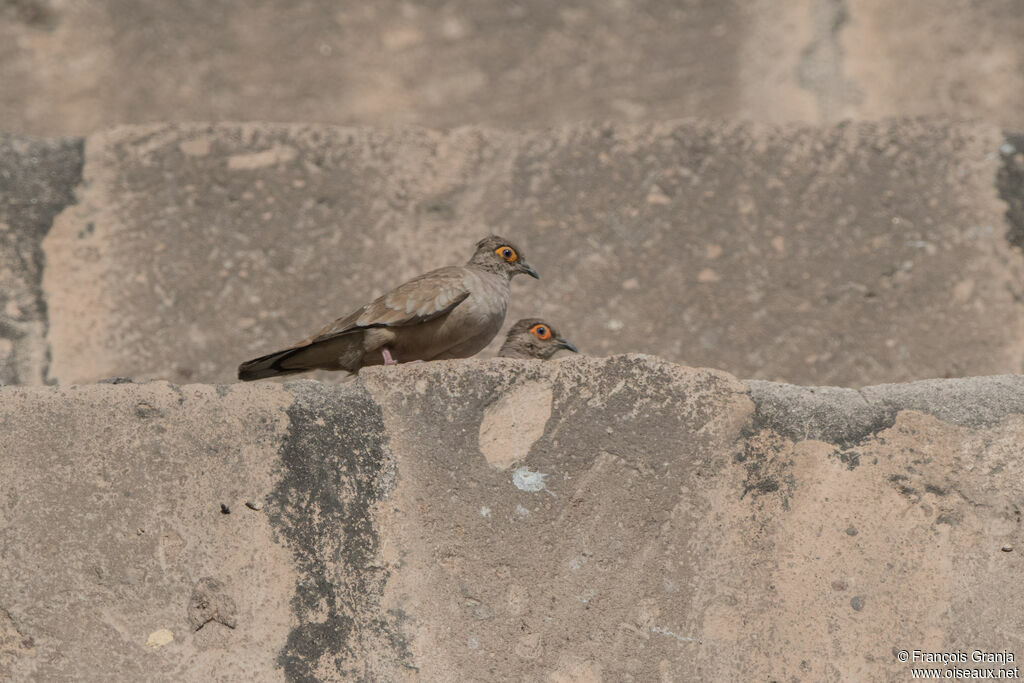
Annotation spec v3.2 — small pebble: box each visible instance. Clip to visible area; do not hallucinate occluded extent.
[245,501,263,511]
[220,503,230,514]
[1001,545,1013,553]
[146,629,174,648]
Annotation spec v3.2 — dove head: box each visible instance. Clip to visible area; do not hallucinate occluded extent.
[498,318,578,359]
[469,235,539,280]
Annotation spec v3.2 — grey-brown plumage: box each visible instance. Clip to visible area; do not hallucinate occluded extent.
[238,236,539,380]
[498,319,577,360]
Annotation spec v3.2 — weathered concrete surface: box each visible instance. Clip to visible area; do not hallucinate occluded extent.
[0,0,1022,137]
[2,356,1024,680]
[0,378,405,680]
[843,0,1024,128]
[39,120,1024,387]
[0,134,82,385]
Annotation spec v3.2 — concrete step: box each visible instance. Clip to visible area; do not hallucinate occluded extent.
[2,1,1023,135]
[2,357,1022,679]
[5,119,1022,387]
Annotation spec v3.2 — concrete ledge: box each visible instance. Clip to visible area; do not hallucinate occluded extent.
[2,356,1022,679]
[748,374,1024,447]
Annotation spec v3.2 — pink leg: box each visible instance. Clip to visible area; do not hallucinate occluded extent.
[381,347,397,365]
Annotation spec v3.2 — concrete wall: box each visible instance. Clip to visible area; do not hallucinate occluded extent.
[3,4,1024,680]
[2,357,1022,680]
[5,120,1018,388]
[1,0,1021,136]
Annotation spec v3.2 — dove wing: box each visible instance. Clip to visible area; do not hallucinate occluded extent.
[309,266,471,344]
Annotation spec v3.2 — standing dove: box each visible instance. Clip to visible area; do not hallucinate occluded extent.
[238,235,539,380]
[498,319,577,359]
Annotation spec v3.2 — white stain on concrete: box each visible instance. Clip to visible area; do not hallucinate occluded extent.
[512,466,547,492]
[651,626,699,643]
[479,506,491,518]
[568,555,589,571]
[514,504,531,519]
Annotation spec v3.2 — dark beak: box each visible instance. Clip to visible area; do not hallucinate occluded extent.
[556,338,578,353]
[522,264,540,279]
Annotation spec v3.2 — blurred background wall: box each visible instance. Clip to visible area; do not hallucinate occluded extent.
[1,0,1023,387]
[1,0,1022,134]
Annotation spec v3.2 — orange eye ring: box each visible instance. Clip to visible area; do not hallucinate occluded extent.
[529,323,552,340]
[495,246,518,262]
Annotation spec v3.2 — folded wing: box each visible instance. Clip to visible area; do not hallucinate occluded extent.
[238,267,471,380]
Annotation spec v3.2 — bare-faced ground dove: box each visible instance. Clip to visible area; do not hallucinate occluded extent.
[498,318,577,359]
[238,236,539,380]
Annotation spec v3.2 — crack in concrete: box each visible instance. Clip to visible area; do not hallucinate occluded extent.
[0,605,27,640]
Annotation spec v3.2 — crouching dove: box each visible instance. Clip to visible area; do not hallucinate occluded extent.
[498,319,577,359]
[238,236,539,380]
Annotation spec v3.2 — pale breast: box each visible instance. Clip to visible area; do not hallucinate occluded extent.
[454,269,509,331]
[436,270,510,358]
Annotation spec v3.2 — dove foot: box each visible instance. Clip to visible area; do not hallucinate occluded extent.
[381,348,397,365]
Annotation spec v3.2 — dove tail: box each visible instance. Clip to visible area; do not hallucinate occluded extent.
[237,347,310,381]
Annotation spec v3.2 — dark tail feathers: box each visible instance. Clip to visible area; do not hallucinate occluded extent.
[237,347,309,381]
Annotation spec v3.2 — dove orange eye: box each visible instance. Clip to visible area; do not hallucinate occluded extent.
[495,246,518,262]
[530,324,551,340]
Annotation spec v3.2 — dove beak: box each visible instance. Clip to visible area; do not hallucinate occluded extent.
[556,338,578,353]
[522,264,540,279]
